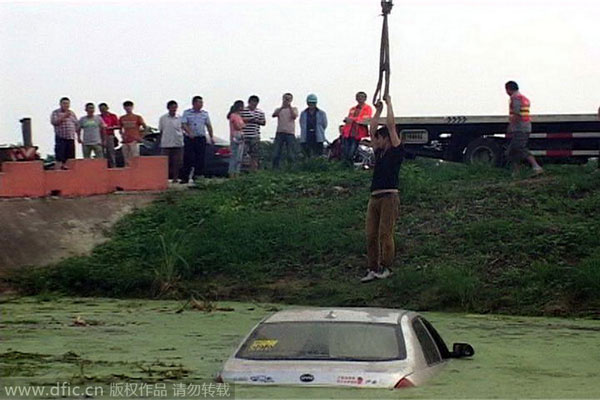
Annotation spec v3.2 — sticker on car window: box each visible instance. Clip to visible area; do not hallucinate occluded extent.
[249,339,278,351]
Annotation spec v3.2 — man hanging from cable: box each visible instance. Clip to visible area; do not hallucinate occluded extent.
[361,0,406,282]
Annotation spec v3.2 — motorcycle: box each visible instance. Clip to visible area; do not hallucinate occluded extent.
[354,138,375,169]
[325,136,375,170]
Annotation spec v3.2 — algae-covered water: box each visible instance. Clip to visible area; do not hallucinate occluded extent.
[1,297,599,399]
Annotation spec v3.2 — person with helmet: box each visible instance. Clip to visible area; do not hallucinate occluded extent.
[299,94,328,158]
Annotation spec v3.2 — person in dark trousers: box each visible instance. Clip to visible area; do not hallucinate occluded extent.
[98,103,120,168]
[158,100,184,182]
[341,91,372,165]
[361,95,404,283]
[299,93,328,157]
[180,96,214,183]
[272,93,298,169]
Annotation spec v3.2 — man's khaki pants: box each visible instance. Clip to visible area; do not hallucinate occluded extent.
[366,193,399,271]
[122,142,140,167]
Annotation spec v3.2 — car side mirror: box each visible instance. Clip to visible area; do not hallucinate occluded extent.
[451,343,474,358]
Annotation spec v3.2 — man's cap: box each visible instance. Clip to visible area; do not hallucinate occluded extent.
[306,94,318,103]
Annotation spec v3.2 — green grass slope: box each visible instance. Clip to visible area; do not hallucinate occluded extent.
[10,159,600,316]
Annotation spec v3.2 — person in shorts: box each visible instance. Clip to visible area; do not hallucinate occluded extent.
[50,97,78,169]
[240,95,266,171]
[119,100,147,167]
[505,81,543,176]
[78,103,106,159]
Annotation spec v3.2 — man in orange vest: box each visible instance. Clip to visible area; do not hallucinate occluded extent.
[505,81,543,176]
[341,91,373,164]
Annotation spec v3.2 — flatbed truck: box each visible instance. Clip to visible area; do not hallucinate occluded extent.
[384,114,600,166]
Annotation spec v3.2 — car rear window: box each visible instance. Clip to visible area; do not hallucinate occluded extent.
[236,321,406,362]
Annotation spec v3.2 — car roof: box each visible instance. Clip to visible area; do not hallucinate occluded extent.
[263,307,411,325]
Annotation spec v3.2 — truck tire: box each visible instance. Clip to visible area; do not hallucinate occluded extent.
[464,138,504,167]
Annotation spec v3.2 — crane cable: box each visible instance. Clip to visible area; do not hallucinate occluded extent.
[373,0,394,105]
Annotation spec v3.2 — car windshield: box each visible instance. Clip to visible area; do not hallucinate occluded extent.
[236,321,406,362]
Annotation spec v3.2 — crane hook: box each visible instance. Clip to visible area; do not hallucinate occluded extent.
[381,0,393,16]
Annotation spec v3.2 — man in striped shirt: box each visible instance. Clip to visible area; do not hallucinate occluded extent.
[50,97,78,170]
[240,95,266,171]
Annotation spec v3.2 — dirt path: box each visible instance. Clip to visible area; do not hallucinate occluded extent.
[0,193,157,274]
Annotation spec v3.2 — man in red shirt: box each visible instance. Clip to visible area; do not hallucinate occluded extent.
[99,103,120,168]
[119,100,147,167]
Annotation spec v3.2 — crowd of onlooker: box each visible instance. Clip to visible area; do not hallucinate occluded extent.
[49,91,375,181]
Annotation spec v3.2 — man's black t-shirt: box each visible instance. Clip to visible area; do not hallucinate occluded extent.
[370,145,404,192]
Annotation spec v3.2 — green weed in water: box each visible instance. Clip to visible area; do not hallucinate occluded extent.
[1,298,600,398]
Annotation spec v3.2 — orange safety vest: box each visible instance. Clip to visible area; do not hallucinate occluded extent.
[510,93,531,122]
[342,104,373,140]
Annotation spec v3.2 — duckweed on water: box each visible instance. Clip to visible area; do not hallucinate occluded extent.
[1,297,599,399]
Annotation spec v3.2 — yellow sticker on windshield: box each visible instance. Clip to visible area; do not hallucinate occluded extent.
[249,339,278,351]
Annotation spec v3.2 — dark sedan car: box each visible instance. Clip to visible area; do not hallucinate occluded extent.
[115,131,231,177]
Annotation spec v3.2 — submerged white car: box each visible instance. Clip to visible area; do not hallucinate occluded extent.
[218,307,474,389]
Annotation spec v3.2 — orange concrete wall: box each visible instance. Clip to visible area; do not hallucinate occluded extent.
[0,157,168,198]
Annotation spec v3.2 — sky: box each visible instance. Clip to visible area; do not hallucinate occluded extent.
[1,0,599,157]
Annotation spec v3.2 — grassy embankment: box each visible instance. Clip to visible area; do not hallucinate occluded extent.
[8,159,600,316]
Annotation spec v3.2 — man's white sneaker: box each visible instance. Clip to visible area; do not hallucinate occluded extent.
[374,268,392,280]
[360,270,377,283]
[532,168,544,176]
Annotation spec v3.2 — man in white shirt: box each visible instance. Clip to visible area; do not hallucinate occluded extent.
[272,93,298,169]
[159,100,184,182]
